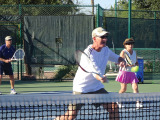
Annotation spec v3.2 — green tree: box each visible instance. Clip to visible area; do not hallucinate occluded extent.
[0,0,78,16]
[117,0,160,11]
[134,0,160,10]
[0,0,74,5]
[104,0,160,19]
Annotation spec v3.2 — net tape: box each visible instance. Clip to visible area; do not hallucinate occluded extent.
[0,92,160,106]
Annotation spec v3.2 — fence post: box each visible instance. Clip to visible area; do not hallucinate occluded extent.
[19,4,23,80]
[96,4,104,27]
[96,4,100,27]
[128,0,131,38]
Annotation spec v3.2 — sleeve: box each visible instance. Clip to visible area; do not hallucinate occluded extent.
[108,49,120,63]
[0,50,2,58]
[0,46,4,58]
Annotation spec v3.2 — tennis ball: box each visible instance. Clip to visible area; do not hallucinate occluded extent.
[131,66,139,72]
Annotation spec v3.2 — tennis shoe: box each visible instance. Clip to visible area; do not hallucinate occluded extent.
[136,102,143,109]
[10,89,17,95]
[0,92,2,95]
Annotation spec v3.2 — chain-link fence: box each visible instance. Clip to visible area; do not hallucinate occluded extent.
[104,9,160,49]
[0,4,98,81]
[1,4,160,81]
[104,9,160,80]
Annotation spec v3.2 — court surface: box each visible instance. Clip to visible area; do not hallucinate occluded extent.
[0,78,160,95]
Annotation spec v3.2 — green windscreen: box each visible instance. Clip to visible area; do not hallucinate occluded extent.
[106,17,160,48]
[24,16,94,65]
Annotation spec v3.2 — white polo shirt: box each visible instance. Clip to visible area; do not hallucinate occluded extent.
[73,45,119,93]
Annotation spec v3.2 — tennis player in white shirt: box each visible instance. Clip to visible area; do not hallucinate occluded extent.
[55,27,126,120]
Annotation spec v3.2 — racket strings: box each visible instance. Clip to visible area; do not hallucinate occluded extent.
[121,53,132,71]
[75,50,99,74]
[12,49,25,60]
[124,53,132,65]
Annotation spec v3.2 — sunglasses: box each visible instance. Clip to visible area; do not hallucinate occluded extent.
[6,39,12,41]
[125,43,134,45]
[99,36,108,39]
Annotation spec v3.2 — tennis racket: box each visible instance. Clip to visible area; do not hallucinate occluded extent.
[124,52,132,65]
[75,50,108,83]
[121,52,132,71]
[11,49,25,61]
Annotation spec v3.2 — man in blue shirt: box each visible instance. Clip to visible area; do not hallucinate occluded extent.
[0,36,17,94]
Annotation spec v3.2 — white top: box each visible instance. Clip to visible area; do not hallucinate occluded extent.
[73,45,120,93]
[122,49,137,72]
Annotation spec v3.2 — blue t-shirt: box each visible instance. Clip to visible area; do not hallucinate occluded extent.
[0,44,15,65]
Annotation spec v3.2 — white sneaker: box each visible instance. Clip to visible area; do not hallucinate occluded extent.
[136,102,143,109]
[10,89,17,94]
[0,92,2,95]
[117,102,124,108]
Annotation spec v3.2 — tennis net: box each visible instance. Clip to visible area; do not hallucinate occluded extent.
[0,92,160,120]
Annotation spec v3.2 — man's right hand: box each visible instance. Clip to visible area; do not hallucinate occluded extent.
[96,74,109,83]
[4,59,11,63]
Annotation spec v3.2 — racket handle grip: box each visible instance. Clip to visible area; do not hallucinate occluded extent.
[99,74,104,78]
[121,67,126,71]
[106,79,109,83]
[99,74,109,83]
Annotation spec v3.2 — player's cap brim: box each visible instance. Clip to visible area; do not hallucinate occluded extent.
[125,41,135,44]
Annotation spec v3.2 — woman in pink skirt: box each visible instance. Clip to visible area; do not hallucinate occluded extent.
[116,38,142,108]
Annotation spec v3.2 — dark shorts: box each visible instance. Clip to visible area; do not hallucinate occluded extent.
[73,88,108,95]
[68,88,108,111]
[0,64,13,75]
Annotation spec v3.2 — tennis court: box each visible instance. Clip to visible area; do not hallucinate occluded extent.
[1,2,160,120]
[0,78,159,119]
[0,77,160,94]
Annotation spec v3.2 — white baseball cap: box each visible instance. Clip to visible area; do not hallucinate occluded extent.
[92,27,109,38]
[5,36,12,41]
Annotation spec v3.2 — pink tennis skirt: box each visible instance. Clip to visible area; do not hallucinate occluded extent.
[115,70,139,84]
